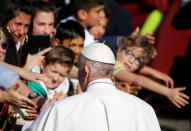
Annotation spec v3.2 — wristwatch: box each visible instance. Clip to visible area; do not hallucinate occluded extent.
[28,91,39,99]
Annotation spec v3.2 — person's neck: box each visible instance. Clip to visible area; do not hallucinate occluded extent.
[88,76,112,84]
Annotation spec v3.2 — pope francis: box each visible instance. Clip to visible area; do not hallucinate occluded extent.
[24,43,161,131]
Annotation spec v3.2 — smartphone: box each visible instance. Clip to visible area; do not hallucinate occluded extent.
[29,34,50,54]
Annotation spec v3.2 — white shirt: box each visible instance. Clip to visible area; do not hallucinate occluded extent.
[84,29,95,47]
[24,78,161,131]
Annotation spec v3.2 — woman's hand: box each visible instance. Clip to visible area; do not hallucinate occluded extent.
[24,47,51,70]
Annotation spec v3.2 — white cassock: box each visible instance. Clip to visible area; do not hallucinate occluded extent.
[24,79,161,131]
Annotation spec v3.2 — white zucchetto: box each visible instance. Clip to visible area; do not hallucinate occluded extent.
[81,42,115,64]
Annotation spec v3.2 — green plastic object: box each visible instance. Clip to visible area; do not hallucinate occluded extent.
[140,9,164,34]
[28,81,47,97]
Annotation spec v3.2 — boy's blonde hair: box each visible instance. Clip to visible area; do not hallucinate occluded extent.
[121,35,155,64]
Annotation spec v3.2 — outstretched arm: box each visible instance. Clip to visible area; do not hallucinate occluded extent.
[115,70,189,108]
[0,62,50,84]
[139,66,174,88]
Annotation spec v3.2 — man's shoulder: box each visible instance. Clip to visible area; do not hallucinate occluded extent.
[118,90,154,110]
[53,93,87,107]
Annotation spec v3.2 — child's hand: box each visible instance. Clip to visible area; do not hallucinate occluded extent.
[132,27,155,44]
[166,87,189,108]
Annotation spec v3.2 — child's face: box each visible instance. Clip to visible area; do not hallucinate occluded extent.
[62,37,84,63]
[42,63,72,89]
[118,47,144,72]
[33,11,55,39]
[85,5,105,27]
[89,17,108,39]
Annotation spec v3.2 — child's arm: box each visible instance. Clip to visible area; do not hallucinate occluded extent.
[0,62,50,84]
[139,65,174,88]
[115,70,189,108]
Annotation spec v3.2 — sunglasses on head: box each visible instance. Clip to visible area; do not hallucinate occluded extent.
[125,48,145,66]
[0,42,8,50]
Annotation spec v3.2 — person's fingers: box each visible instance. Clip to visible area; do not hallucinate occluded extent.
[34,73,50,84]
[17,101,37,110]
[10,82,19,90]
[20,97,38,109]
[176,87,186,92]
[177,96,189,105]
[164,80,169,88]
[170,80,174,88]
[38,47,52,56]
[175,98,186,107]
[26,109,37,115]
[172,100,181,108]
[24,113,38,120]
[132,27,140,36]
[179,92,190,100]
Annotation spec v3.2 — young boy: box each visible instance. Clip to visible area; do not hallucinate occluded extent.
[32,1,56,42]
[114,35,189,108]
[59,0,105,46]
[29,45,75,99]
[55,20,85,64]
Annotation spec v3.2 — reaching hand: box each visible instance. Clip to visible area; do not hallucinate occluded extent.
[132,27,155,44]
[166,87,189,108]
[2,82,37,110]
[24,47,52,70]
[19,70,51,84]
[152,70,174,88]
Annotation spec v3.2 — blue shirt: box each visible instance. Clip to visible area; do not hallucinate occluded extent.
[0,64,19,89]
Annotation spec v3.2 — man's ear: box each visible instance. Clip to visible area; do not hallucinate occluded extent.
[84,64,90,76]
[40,59,46,70]
[77,9,87,21]
[54,38,61,46]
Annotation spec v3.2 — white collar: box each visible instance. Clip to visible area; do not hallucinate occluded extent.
[87,78,115,90]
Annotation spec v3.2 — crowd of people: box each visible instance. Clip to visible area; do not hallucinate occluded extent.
[0,0,189,130]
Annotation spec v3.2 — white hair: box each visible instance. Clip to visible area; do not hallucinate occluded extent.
[78,55,114,78]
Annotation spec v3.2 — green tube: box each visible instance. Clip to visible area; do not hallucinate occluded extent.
[140,9,164,34]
